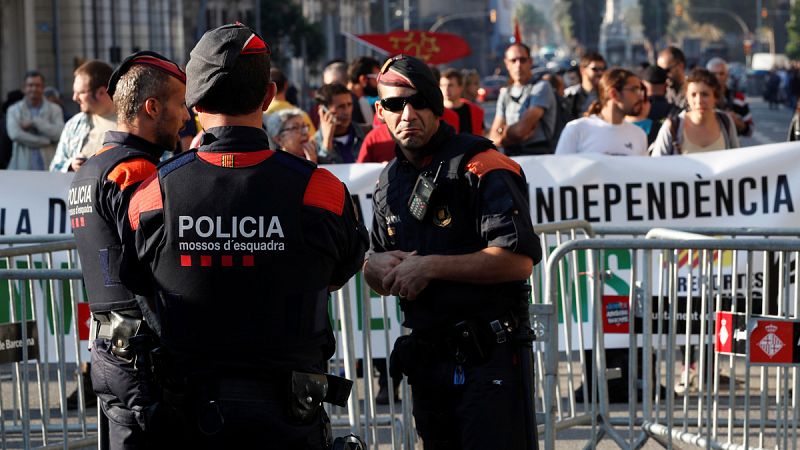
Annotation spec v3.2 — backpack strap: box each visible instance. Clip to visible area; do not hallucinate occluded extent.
[715,110,734,146]
[668,113,682,155]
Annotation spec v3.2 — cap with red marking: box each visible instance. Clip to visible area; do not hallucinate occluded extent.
[185,22,271,109]
[107,51,186,97]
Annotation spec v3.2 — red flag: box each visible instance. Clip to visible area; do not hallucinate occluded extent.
[353,31,471,65]
[513,18,522,44]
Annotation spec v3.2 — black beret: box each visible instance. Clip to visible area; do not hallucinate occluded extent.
[185,23,270,109]
[107,51,186,98]
[642,65,668,84]
[377,54,444,117]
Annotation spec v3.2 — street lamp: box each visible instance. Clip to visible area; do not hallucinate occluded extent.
[689,6,753,64]
[429,11,492,32]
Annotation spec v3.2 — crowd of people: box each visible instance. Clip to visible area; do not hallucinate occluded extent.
[2,42,781,175]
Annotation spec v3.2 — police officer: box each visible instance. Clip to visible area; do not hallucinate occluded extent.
[126,24,367,448]
[68,51,189,449]
[363,55,542,450]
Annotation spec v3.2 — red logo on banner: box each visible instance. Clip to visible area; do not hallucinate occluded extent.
[77,303,91,341]
[354,31,471,64]
[602,296,629,334]
[715,312,734,353]
[749,320,794,364]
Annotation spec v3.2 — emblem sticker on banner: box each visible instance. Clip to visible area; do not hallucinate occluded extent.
[748,319,800,365]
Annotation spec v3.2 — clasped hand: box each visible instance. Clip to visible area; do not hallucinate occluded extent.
[366,250,431,300]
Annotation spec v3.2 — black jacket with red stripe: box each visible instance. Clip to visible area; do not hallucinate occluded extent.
[127,126,367,373]
[370,123,541,331]
[69,131,163,313]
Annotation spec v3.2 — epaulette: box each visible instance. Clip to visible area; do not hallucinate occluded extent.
[272,150,316,176]
[465,149,522,178]
[303,168,345,216]
[158,150,196,178]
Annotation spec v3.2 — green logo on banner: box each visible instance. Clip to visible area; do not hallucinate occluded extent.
[0,260,79,335]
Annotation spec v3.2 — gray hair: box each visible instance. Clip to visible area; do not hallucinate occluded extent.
[705,57,728,71]
[113,65,172,126]
[323,61,348,85]
[265,108,304,139]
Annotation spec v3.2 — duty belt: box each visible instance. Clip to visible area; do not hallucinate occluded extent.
[417,311,519,344]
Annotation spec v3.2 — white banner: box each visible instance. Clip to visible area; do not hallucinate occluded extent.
[3,142,800,359]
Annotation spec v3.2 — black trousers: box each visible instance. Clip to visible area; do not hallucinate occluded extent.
[90,338,158,450]
[155,377,332,449]
[409,341,534,450]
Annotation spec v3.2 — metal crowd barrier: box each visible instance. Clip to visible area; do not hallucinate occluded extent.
[9,224,799,449]
[543,233,800,450]
[328,277,415,449]
[0,236,95,449]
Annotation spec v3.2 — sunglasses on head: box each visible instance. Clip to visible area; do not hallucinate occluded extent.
[380,94,429,112]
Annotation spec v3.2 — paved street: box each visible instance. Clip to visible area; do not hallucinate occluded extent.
[739,97,796,147]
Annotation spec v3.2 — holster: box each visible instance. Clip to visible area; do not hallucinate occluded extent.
[91,309,150,363]
[109,311,142,362]
[389,335,426,381]
[289,371,353,422]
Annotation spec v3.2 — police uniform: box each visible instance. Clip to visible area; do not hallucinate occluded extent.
[126,24,368,449]
[370,56,541,450]
[68,51,186,450]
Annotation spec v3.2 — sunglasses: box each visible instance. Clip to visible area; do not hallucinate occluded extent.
[380,94,429,112]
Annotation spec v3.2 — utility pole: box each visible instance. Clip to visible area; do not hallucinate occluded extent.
[404,0,411,31]
[756,0,763,52]
[383,0,391,32]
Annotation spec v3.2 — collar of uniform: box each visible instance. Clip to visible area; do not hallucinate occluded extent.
[198,126,270,153]
[101,130,167,159]
[393,121,455,168]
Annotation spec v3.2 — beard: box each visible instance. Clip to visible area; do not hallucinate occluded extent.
[625,102,643,117]
[154,124,179,154]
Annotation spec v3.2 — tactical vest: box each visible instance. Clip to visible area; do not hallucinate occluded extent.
[148,150,336,371]
[69,147,158,313]
[375,133,528,330]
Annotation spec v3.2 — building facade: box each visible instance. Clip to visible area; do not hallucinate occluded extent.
[1,0,191,101]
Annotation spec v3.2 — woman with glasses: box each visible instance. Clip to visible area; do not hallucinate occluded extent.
[265,108,318,162]
[650,68,739,156]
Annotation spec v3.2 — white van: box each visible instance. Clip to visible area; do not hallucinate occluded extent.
[750,53,789,71]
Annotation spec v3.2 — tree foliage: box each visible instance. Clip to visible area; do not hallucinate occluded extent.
[638,0,671,49]
[260,0,325,67]
[567,0,606,51]
[515,3,551,44]
[553,1,575,45]
[515,3,548,33]
[787,0,800,59]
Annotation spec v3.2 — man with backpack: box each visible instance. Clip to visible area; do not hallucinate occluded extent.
[488,43,558,155]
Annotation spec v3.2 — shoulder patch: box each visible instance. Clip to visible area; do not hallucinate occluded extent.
[303,168,345,216]
[466,149,521,178]
[128,174,163,231]
[107,158,157,191]
[158,151,196,178]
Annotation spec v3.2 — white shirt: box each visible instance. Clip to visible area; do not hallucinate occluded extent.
[555,114,648,156]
